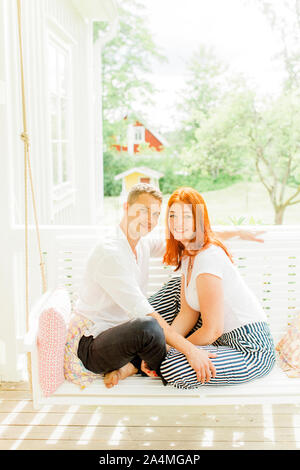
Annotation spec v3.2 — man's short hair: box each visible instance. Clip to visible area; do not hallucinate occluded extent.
[127,183,163,205]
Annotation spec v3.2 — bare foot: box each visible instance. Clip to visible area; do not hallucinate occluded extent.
[103,362,138,388]
[103,370,122,389]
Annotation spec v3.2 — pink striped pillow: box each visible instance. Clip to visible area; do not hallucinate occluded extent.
[37,289,71,397]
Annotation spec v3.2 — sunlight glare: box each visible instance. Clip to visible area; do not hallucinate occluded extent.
[77,411,102,445]
[46,405,79,445]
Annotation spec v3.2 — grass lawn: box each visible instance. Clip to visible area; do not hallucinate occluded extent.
[102,181,300,227]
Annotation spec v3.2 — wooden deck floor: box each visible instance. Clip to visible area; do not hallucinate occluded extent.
[1,381,300,451]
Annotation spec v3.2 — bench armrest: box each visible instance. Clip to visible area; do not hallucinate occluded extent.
[22,322,38,352]
[19,289,56,353]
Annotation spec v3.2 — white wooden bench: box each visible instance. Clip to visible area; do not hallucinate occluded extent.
[23,226,300,409]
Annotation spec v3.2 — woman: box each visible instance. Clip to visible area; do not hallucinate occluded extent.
[145,186,275,389]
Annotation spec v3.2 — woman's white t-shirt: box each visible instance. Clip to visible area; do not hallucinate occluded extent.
[181,244,267,333]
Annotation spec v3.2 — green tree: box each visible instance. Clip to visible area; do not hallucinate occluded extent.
[245,91,300,224]
[94,0,167,196]
[236,1,300,223]
[175,45,254,188]
[176,45,234,150]
[94,0,166,145]
[248,0,300,90]
[181,82,300,224]
[183,88,255,180]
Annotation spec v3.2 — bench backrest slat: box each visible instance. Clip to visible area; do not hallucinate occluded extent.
[49,232,300,344]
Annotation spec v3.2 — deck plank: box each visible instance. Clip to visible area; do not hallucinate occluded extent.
[1,399,299,415]
[0,424,298,442]
[0,411,300,427]
[1,440,299,450]
[0,384,299,450]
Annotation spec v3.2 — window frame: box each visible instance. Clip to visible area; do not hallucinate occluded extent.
[133,125,145,144]
[46,29,75,212]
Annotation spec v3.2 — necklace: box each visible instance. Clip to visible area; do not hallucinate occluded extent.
[188,256,194,271]
[186,256,194,288]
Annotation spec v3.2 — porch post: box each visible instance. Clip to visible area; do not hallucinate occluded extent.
[0,0,22,381]
[93,30,104,222]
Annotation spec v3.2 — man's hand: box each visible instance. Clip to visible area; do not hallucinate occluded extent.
[216,229,266,243]
[237,229,265,243]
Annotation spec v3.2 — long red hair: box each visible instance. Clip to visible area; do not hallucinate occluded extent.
[163,187,233,271]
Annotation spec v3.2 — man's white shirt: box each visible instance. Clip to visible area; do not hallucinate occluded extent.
[74,224,166,337]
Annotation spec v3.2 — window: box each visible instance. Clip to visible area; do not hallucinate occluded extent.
[140,177,150,184]
[134,126,145,143]
[47,35,73,200]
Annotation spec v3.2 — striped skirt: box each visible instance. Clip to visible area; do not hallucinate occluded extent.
[148,275,276,390]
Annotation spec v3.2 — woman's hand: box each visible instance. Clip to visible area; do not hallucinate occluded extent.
[142,347,217,384]
[186,346,217,384]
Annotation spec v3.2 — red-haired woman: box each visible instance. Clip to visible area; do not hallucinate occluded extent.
[147,187,275,389]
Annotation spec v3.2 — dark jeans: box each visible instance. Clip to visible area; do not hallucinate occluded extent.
[77,316,167,379]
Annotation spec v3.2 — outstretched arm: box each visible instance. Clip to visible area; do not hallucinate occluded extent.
[215,229,265,243]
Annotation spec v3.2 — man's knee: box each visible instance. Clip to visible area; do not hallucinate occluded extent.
[133,316,165,342]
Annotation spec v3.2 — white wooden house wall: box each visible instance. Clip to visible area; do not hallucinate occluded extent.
[0,0,118,381]
[3,0,114,227]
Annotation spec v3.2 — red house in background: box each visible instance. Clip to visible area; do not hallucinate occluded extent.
[113,117,168,155]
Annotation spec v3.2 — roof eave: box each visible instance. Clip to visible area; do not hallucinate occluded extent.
[71,0,118,22]
[114,166,164,180]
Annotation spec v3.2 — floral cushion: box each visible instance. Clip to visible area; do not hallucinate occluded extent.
[276,311,300,378]
[64,312,102,389]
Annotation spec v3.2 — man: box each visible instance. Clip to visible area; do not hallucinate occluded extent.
[74,183,264,388]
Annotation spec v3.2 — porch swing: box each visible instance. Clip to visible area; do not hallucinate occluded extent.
[17,0,300,410]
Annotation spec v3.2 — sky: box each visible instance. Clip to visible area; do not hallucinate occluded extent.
[141,0,285,132]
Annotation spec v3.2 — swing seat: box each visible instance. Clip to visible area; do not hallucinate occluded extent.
[22,228,300,409]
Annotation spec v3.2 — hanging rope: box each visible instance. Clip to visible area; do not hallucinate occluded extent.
[16,0,48,388]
